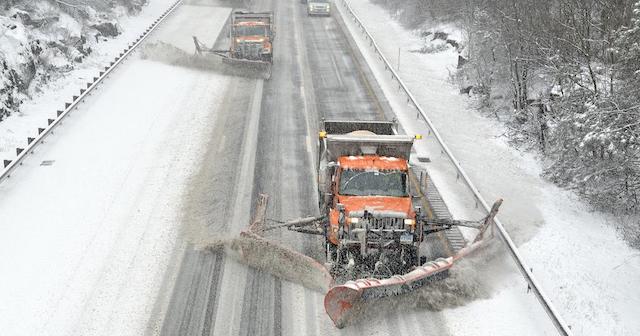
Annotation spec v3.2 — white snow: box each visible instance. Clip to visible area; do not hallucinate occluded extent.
[0,3,232,336]
[338,0,640,335]
[0,0,173,161]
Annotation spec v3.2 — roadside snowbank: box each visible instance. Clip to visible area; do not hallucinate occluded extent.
[0,3,232,336]
[343,0,640,334]
[0,0,171,164]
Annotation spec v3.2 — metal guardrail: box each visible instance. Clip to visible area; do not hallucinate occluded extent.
[0,0,183,184]
[337,0,572,335]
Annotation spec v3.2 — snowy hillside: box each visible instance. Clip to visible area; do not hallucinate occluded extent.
[0,0,147,121]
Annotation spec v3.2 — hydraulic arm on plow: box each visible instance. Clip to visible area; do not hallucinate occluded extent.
[229,120,503,328]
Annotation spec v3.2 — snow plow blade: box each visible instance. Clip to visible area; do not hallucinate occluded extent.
[193,36,272,79]
[323,237,492,327]
[324,257,454,327]
[227,194,333,293]
[221,57,272,80]
[232,230,332,292]
[324,199,503,328]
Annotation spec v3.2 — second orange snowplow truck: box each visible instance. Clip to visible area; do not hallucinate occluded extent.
[229,11,274,63]
[192,10,274,78]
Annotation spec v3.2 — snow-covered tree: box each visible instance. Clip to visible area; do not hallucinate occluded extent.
[372,0,640,214]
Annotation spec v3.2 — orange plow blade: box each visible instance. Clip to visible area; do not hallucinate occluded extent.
[324,257,454,327]
[322,237,494,327]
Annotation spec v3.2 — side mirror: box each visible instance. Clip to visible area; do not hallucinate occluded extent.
[318,162,335,194]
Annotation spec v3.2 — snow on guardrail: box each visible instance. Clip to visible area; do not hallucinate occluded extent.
[0,0,184,184]
[337,0,573,335]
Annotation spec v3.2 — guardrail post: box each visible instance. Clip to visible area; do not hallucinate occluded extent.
[0,0,183,185]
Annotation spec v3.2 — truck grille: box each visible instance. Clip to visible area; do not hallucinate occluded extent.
[238,42,262,60]
[367,217,404,230]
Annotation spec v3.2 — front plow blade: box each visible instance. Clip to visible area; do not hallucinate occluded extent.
[324,258,454,328]
[192,36,272,79]
[221,57,272,80]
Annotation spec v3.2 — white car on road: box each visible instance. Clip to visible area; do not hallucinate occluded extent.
[307,0,331,16]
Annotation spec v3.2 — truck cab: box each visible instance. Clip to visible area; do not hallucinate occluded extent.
[230,11,274,62]
[318,121,423,275]
[328,155,417,246]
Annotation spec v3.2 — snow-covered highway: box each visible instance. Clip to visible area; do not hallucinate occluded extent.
[157,0,555,335]
[3,0,637,335]
[0,2,231,335]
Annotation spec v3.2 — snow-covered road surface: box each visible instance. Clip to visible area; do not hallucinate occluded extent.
[0,0,174,162]
[159,0,556,335]
[0,3,231,336]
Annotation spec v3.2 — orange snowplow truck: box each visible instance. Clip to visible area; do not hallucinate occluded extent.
[192,10,274,79]
[230,120,502,327]
[229,11,274,63]
[318,120,425,276]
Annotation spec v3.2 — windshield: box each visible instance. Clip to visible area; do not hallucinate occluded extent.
[235,25,268,36]
[339,169,408,197]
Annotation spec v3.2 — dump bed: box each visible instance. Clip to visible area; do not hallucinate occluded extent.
[320,120,414,162]
[232,11,273,26]
[322,120,395,135]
